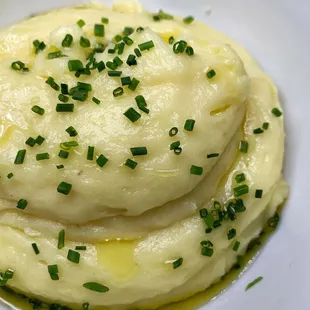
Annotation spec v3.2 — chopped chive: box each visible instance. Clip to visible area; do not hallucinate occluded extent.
[65,126,78,137]
[113,56,123,67]
[190,165,203,176]
[77,82,92,91]
[123,37,133,46]
[62,34,73,47]
[83,282,109,293]
[173,40,187,54]
[31,243,40,255]
[128,78,140,91]
[61,84,69,95]
[33,40,46,53]
[101,17,109,24]
[114,35,122,43]
[80,36,91,48]
[183,16,195,24]
[35,135,45,145]
[153,10,174,21]
[170,141,180,150]
[227,228,236,240]
[94,24,104,37]
[136,27,144,32]
[58,150,69,159]
[207,153,219,159]
[235,173,246,183]
[184,119,195,131]
[126,54,137,66]
[168,36,175,44]
[92,97,100,105]
[138,40,155,51]
[253,128,264,134]
[76,246,87,251]
[130,147,147,156]
[174,147,182,155]
[169,127,178,137]
[36,153,49,161]
[201,247,214,257]
[68,60,84,72]
[199,208,208,218]
[77,19,85,27]
[108,48,115,54]
[57,182,72,195]
[16,199,28,210]
[56,104,74,112]
[172,257,183,269]
[201,240,213,248]
[255,189,263,199]
[108,70,122,77]
[206,69,216,79]
[123,27,134,36]
[233,184,249,197]
[94,43,105,53]
[125,159,138,169]
[46,77,60,91]
[11,61,29,72]
[245,277,263,291]
[106,61,117,70]
[271,108,282,117]
[233,241,240,252]
[14,149,26,164]
[96,154,109,168]
[116,42,125,55]
[121,76,132,86]
[135,95,149,114]
[60,141,79,149]
[86,146,95,161]
[205,227,213,233]
[58,94,69,103]
[58,230,65,249]
[124,107,141,123]
[7,173,14,179]
[56,165,64,169]
[83,303,89,310]
[213,220,222,229]
[48,51,62,59]
[47,264,58,275]
[134,48,142,57]
[186,46,194,56]
[113,87,124,97]
[25,137,36,147]
[262,122,269,130]
[67,249,80,264]
[239,140,248,153]
[97,61,105,72]
[31,105,45,116]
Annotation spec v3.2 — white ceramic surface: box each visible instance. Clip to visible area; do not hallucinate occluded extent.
[0,0,309,309]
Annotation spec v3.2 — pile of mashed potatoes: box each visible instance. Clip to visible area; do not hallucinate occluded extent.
[0,1,288,309]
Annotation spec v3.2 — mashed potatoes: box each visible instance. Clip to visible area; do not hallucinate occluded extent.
[0,2,288,309]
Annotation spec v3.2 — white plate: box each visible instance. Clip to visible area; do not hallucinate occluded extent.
[0,0,309,309]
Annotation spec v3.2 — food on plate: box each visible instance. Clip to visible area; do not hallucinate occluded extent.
[0,1,288,309]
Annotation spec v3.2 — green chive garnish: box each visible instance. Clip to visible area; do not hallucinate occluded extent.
[94,24,104,37]
[48,51,62,59]
[126,54,137,66]
[36,153,50,161]
[59,94,69,103]
[87,146,95,161]
[207,153,219,159]
[108,48,115,54]
[47,265,59,281]
[80,36,91,48]
[190,165,203,176]
[61,83,69,95]
[14,149,26,164]
[253,128,264,134]
[255,189,263,199]
[101,17,109,24]
[206,69,216,79]
[33,40,46,54]
[56,104,74,112]
[134,48,142,57]
[168,36,175,44]
[97,61,105,72]
[58,230,65,249]
[185,46,194,56]
[271,108,282,117]
[25,137,36,147]
[201,247,214,257]
[96,155,109,167]
[136,27,144,32]
[124,107,141,123]
[172,257,183,269]
[262,122,269,130]
[245,277,263,291]
[169,127,178,137]
[184,119,195,131]
[233,184,249,197]
[83,303,89,310]
[125,159,138,170]
[227,228,236,240]
[46,77,60,91]
[135,95,149,114]
[17,199,28,210]
[199,208,208,218]
[83,282,109,293]
[35,135,45,145]
[113,87,124,97]
[77,19,85,27]
[239,140,248,153]
[68,60,84,72]
[58,150,69,159]
[174,147,182,155]
[235,173,246,183]
[65,126,78,137]
[123,27,134,36]
[67,249,80,264]
[11,61,29,72]
[183,16,195,24]
[170,141,180,150]
[32,243,40,255]
[130,147,147,156]
[57,182,72,195]
[139,41,155,51]
[113,56,123,67]
[7,173,14,179]
[128,78,140,91]
[123,37,134,46]
[233,241,240,252]
[75,246,87,251]
[108,70,122,77]
[62,34,73,47]
[56,165,64,169]
[31,105,45,116]
[116,42,125,55]
[173,40,187,54]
